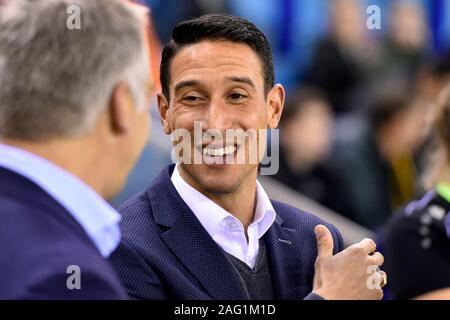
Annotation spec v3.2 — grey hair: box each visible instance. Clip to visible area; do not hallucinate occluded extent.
[0,0,150,140]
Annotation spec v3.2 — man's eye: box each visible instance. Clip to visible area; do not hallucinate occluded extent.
[183,96,202,102]
[229,93,248,100]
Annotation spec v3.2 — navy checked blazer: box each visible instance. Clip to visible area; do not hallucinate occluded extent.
[0,167,127,299]
[110,164,344,300]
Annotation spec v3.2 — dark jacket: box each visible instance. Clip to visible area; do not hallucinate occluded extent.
[0,167,127,299]
[110,165,343,300]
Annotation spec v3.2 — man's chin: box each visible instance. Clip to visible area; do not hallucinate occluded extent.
[194,171,241,194]
[196,168,240,194]
[181,163,255,195]
[200,180,240,195]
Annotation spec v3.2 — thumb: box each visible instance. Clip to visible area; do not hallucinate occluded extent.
[315,224,334,259]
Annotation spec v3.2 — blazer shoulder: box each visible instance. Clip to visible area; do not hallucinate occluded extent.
[0,197,125,299]
[119,190,151,215]
[117,190,164,253]
[271,199,334,227]
[118,190,157,232]
[271,199,344,253]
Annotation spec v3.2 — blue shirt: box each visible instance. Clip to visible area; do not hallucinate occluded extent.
[0,143,121,257]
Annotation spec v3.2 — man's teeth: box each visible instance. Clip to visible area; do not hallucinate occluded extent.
[203,145,236,157]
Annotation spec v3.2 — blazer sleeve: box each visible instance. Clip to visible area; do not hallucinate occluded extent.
[109,240,168,300]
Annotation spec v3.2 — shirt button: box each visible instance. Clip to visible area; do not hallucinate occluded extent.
[229,221,240,230]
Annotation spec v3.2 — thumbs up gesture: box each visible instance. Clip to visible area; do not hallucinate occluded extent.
[312,225,386,300]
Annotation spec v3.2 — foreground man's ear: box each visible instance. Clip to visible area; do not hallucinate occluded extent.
[267,84,285,129]
[157,92,172,135]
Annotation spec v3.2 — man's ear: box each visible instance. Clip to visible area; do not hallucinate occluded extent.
[109,83,134,134]
[267,84,285,129]
[157,92,172,134]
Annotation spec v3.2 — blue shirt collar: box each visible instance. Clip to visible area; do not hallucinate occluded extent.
[0,143,121,257]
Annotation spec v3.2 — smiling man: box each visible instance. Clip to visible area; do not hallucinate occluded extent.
[110,13,386,300]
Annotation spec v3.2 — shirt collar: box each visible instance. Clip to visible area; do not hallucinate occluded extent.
[254,179,277,236]
[171,163,276,238]
[0,143,121,257]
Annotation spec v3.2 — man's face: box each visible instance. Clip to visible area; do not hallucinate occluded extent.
[159,40,283,194]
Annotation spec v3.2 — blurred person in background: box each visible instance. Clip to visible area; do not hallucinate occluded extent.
[373,0,429,84]
[385,85,450,300]
[0,0,153,299]
[331,87,427,230]
[275,87,344,212]
[417,53,450,130]
[304,0,380,115]
[414,53,450,183]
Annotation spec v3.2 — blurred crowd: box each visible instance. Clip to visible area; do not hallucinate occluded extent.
[117,0,450,234]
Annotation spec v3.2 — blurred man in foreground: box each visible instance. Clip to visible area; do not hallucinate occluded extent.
[110,14,386,300]
[0,0,153,299]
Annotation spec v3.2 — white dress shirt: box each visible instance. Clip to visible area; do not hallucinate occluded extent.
[0,143,121,257]
[171,164,276,268]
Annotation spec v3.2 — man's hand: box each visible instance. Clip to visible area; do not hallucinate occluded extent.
[312,225,385,300]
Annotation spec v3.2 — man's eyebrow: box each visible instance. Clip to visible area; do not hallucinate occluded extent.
[174,80,200,93]
[226,76,256,89]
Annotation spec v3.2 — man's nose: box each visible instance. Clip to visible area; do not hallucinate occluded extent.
[202,99,233,131]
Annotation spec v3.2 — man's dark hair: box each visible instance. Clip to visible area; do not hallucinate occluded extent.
[160,13,274,100]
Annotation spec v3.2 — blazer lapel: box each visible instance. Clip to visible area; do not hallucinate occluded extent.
[149,165,247,300]
[264,215,306,299]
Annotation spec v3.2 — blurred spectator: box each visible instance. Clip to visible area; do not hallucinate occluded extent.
[304,0,380,114]
[372,0,429,85]
[414,52,450,186]
[416,52,450,123]
[275,87,344,211]
[384,84,450,300]
[330,87,427,230]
